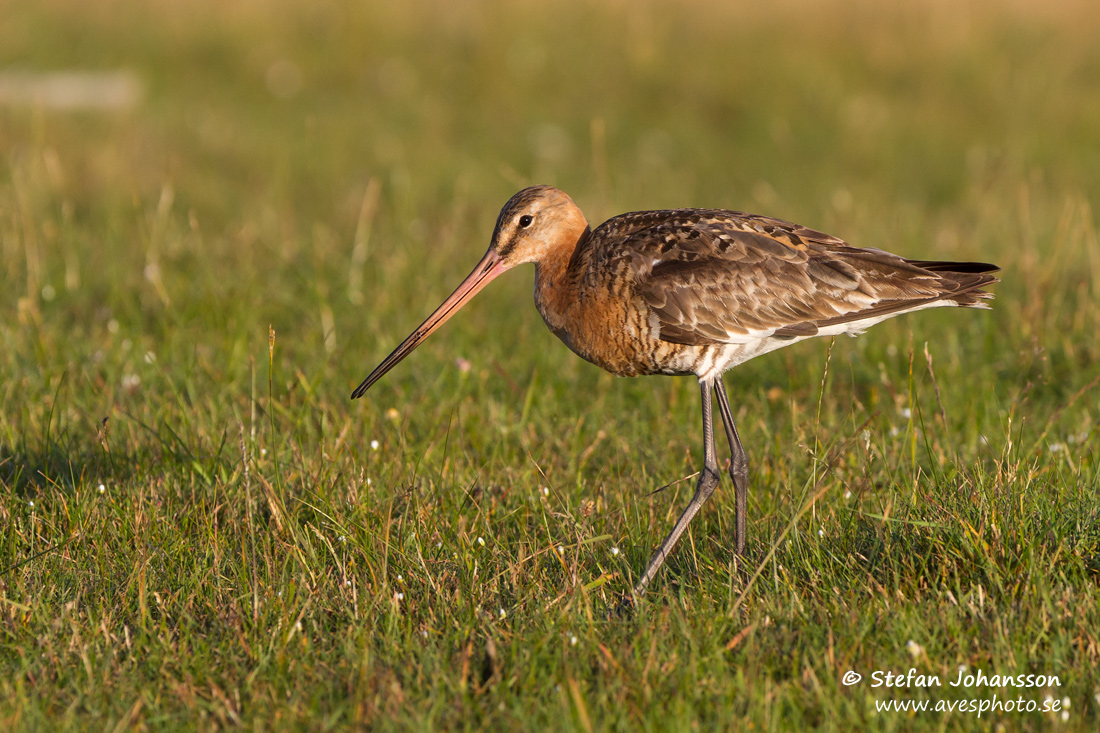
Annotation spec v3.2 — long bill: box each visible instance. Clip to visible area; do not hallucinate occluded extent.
[351,249,508,399]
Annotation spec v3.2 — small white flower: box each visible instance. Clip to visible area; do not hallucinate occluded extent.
[277,591,282,598]
[958,664,967,674]
[477,537,485,547]
[366,477,372,486]
[396,574,403,582]
[421,630,429,638]
[818,529,824,538]
[569,634,578,646]
[338,535,347,544]
[1044,694,1054,706]
[889,425,900,437]
[1050,443,1066,453]
[906,640,923,658]
[843,490,851,500]
[260,448,267,457]
[97,484,106,494]
[370,439,379,450]
[1061,697,1070,708]
[295,620,302,631]
[436,541,442,549]
[41,285,56,301]
[107,319,120,333]
[396,592,404,601]
[345,580,351,587]
[899,407,912,419]
[28,501,34,508]
[611,546,620,556]
[1061,711,1069,721]
[542,486,550,497]
[499,608,506,619]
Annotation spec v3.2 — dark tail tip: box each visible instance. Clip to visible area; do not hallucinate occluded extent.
[909,259,1001,275]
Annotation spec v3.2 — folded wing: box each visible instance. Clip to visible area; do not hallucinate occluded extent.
[595,210,999,346]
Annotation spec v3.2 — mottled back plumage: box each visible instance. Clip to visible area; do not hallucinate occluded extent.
[541,205,998,380]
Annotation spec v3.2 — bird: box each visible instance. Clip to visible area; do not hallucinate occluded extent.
[351,185,1000,596]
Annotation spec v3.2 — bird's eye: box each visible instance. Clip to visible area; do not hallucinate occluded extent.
[519,214,533,228]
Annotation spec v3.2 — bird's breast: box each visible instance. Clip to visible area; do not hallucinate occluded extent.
[533,270,698,378]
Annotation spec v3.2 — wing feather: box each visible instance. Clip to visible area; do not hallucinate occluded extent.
[579,210,998,347]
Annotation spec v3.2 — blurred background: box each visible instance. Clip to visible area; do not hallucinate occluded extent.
[3,0,1098,384]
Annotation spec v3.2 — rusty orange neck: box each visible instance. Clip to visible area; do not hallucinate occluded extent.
[535,221,587,285]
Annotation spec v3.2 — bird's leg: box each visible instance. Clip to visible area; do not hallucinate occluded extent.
[715,377,749,556]
[633,378,721,596]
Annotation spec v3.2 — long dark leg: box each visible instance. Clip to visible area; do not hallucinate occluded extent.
[715,377,749,556]
[633,378,721,596]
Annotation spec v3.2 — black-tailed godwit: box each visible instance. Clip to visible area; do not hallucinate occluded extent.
[352,185,1000,596]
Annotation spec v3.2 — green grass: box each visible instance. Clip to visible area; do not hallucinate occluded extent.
[2,0,1099,729]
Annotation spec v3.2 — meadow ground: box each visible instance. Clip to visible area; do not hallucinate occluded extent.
[2,0,1099,729]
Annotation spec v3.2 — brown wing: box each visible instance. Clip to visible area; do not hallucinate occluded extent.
[586,210,999,346]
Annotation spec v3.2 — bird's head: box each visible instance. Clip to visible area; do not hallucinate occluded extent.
[351,185,587,399]
[487,185,589,268]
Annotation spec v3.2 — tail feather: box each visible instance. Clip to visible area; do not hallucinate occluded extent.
[783,259,1001,335]
[905,259,1001,275]
[906,259,1000,308]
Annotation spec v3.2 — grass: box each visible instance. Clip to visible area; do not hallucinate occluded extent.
[2,0,1099,728]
